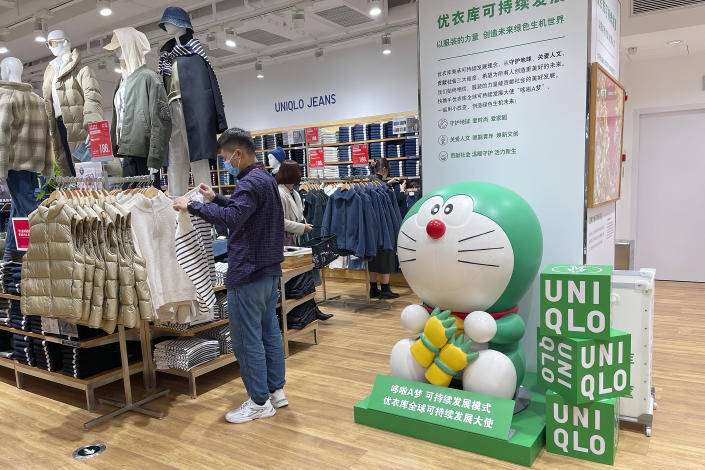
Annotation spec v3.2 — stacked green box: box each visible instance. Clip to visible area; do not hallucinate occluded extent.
[537,265,630,465]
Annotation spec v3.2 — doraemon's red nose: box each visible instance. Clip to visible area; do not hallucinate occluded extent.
[426,219,446,239]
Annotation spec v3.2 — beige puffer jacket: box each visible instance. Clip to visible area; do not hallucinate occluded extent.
[42,49,103,176]
[21,200,85,321]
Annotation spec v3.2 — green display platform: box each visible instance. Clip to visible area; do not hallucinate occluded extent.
[354,373,547,467]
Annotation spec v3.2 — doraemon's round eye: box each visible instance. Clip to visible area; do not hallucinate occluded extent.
[441,195,474,227]
[415,196,444,227]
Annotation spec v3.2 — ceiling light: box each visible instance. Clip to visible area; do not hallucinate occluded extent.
[292,8,305,30]
[315,47,324,62]
[225,28,237,48]
[206,32,217,50]
[369,0,382,17]
[381,33,391,55]
[33,18,47,43]
[0,29,7,54]
[0,43,7,54]
[97,0,112,16]
[113,57,121,74]
[255,60,264,79]
[667,39,682,46]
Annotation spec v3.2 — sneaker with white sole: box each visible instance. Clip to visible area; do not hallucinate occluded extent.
[270,389,288,408]
[225,398,275,423]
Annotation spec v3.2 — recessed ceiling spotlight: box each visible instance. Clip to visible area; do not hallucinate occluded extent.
[97,0,112,17]
[667,40,683,46]
[225,28,237,48]
[315,47,324,62]
[255,59,264,79]
[293,8,305,30]
[381,33,391,55]
[33,18,47,43]
[368,0,382,17]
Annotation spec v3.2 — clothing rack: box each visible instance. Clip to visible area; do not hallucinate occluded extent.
[48,174,169,430]
[301,176,392,311]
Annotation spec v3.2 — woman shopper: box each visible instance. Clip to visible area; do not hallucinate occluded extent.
[369,158,405,299]
[276,160,312,246]
[276,160,333,321]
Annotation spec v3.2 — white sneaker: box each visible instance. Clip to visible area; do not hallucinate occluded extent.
[225,398,275,423]
[270,389,288,408]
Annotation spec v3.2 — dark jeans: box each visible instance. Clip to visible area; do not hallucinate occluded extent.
[4,170,39,261]
[56,117,76,177]
[120,157,161,190]
[227,276,286,404]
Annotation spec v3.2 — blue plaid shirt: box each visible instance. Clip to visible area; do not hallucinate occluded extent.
[188,162,284,287]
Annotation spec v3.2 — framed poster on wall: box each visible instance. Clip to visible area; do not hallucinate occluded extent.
[588,62,626,208]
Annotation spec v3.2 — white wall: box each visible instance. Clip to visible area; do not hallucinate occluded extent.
[617,52,705,241]
[217,31,419,131]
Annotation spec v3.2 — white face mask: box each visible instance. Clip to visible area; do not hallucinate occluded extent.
[48,39,70,58]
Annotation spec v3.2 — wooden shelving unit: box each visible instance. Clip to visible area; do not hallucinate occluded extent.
[279,263,319,358]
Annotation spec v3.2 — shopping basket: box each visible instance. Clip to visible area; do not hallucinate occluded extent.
[301,234,339,269]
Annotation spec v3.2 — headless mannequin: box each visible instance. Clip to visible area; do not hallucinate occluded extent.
[0,57,22,83]
[163,23,211,196]
[0,57,41,260]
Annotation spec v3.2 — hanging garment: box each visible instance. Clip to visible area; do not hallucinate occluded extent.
[175,210,216,316]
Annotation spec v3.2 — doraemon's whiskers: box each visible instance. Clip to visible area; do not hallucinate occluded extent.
[457,260,500,268]
[401,231,416,243]
[457,246,504,252]
[398,246,416,252]
[458,230,494,243]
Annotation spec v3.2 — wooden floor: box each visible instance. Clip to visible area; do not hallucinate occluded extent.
[0,280,703,469]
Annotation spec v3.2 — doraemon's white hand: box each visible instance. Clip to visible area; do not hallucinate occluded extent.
[400,304,430,334]
[464,311,497,343]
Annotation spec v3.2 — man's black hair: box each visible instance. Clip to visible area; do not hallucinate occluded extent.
[217,128,256,155]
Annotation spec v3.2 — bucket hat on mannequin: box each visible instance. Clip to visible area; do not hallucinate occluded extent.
[158,7,194,32]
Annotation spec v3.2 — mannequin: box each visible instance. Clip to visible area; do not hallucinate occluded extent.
[104,27,170,189]
[268,147,286,175]
[157,7,227,196]
[0,57,52,260]
[42,30,103,177]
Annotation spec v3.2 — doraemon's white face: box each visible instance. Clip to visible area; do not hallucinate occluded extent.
[398,195,514,312]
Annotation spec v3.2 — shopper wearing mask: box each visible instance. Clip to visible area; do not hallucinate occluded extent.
[276,160,333,321]
[369,158,406,299]
[173,128,287,424]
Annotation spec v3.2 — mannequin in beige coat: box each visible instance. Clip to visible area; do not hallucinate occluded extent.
[42,30,103,177]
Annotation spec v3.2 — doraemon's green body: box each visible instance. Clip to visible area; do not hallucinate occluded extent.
[391,182,543,398]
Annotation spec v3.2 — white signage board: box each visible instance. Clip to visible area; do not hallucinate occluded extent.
[419,0,590,372]
[586,0,621,265]
[590,0,621,79]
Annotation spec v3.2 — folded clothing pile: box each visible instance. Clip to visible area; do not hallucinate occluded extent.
[13,334,35,366]
[153,337,220,371]
[63,341,140,379]
[9,301,31,331]
[0,297,9,326]
[404,157,420,178]
[383,120,396,138]
[214,291,228,320]
[33,340,63,372]
[389,161,403,178]
[197,324,232,355]
[214,262,228,287]
[405,138,419,157]
[352,124,367,142]
[281,299,321,331]
[1,260,22,295]
[0,330,12,353]
[285,271,315,299]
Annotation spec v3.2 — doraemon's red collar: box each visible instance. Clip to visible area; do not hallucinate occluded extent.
[423,304,518,321]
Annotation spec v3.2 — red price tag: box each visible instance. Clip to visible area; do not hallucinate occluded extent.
[309,149,324,169]
[88,120,114,162]
[352,144,369,167]
[306,127,319,144]
[12,218,30,251]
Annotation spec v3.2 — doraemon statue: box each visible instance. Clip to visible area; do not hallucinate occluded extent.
[390,182,543,401]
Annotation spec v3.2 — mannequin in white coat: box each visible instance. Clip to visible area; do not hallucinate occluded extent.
[162,22,211,196]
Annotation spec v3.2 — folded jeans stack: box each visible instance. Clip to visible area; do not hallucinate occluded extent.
[62,341,140,379]
[153,337,220,371]
[9,302,30,331]
[405,138,419,157]
[33,340,63,372]
[283,299,321,330]
[13,334,35,366]
[284,271,315,299]
[1,261,22,295]
[404,157,420,178]
[0,330,10,352]
[389,161,403,178]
